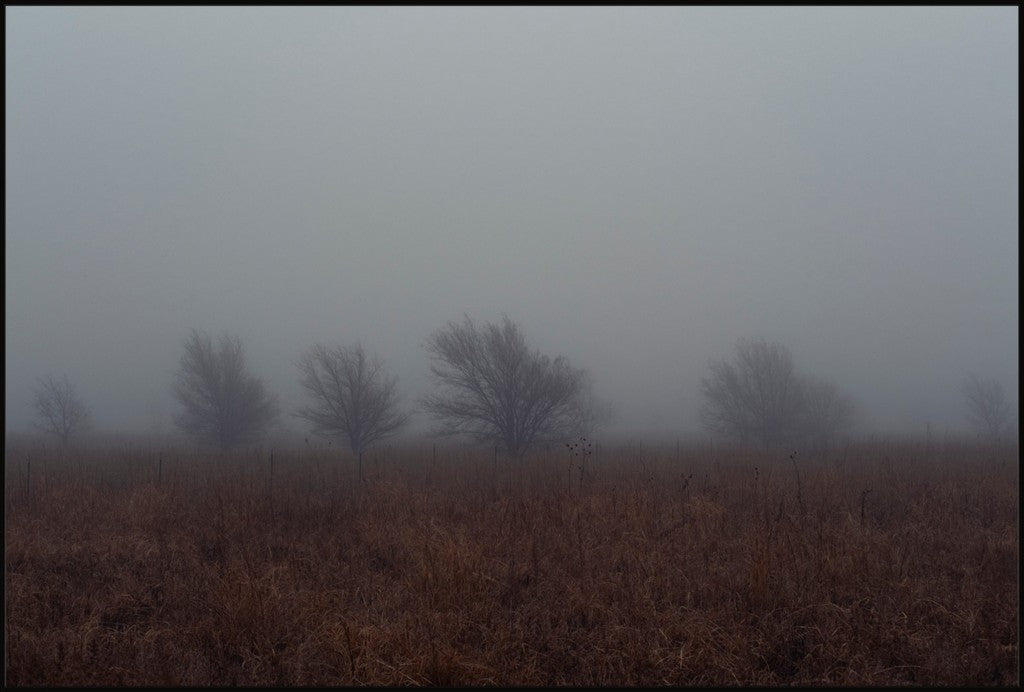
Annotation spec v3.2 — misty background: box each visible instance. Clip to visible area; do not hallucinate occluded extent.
[5,7,1018,443]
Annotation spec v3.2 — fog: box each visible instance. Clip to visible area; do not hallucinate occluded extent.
[5,7,1018,442]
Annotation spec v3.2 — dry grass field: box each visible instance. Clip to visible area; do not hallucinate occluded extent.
[4,439,1019,686]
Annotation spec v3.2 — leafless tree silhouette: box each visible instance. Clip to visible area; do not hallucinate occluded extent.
[172,329,278,450]
[33,374,91,447]
[798,374,856,449]
[294,342,409,456]
[961,373,1011,439]
[700,337,806,449]
[422,315,598,457]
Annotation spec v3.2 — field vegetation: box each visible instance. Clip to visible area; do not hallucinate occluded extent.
[4,438,1019,686]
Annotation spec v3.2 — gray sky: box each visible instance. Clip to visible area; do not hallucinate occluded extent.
[6,6,1018,440]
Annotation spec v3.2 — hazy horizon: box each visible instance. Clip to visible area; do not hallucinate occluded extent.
[6,7,1018,443]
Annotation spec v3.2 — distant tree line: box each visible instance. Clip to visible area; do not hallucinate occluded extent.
[30,320,1013,453]
[165,316,610,456]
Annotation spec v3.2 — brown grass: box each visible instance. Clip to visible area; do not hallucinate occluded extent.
[4,440,1019,686]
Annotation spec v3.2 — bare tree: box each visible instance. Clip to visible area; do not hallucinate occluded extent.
[422,315,596,457]
[570,371,617,439]
[961,373,1011,439]
[172,329,279,450]
[33,374,91,447]
[798,375,856,449]
[294,342,410,456]
[700,337,806,449]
